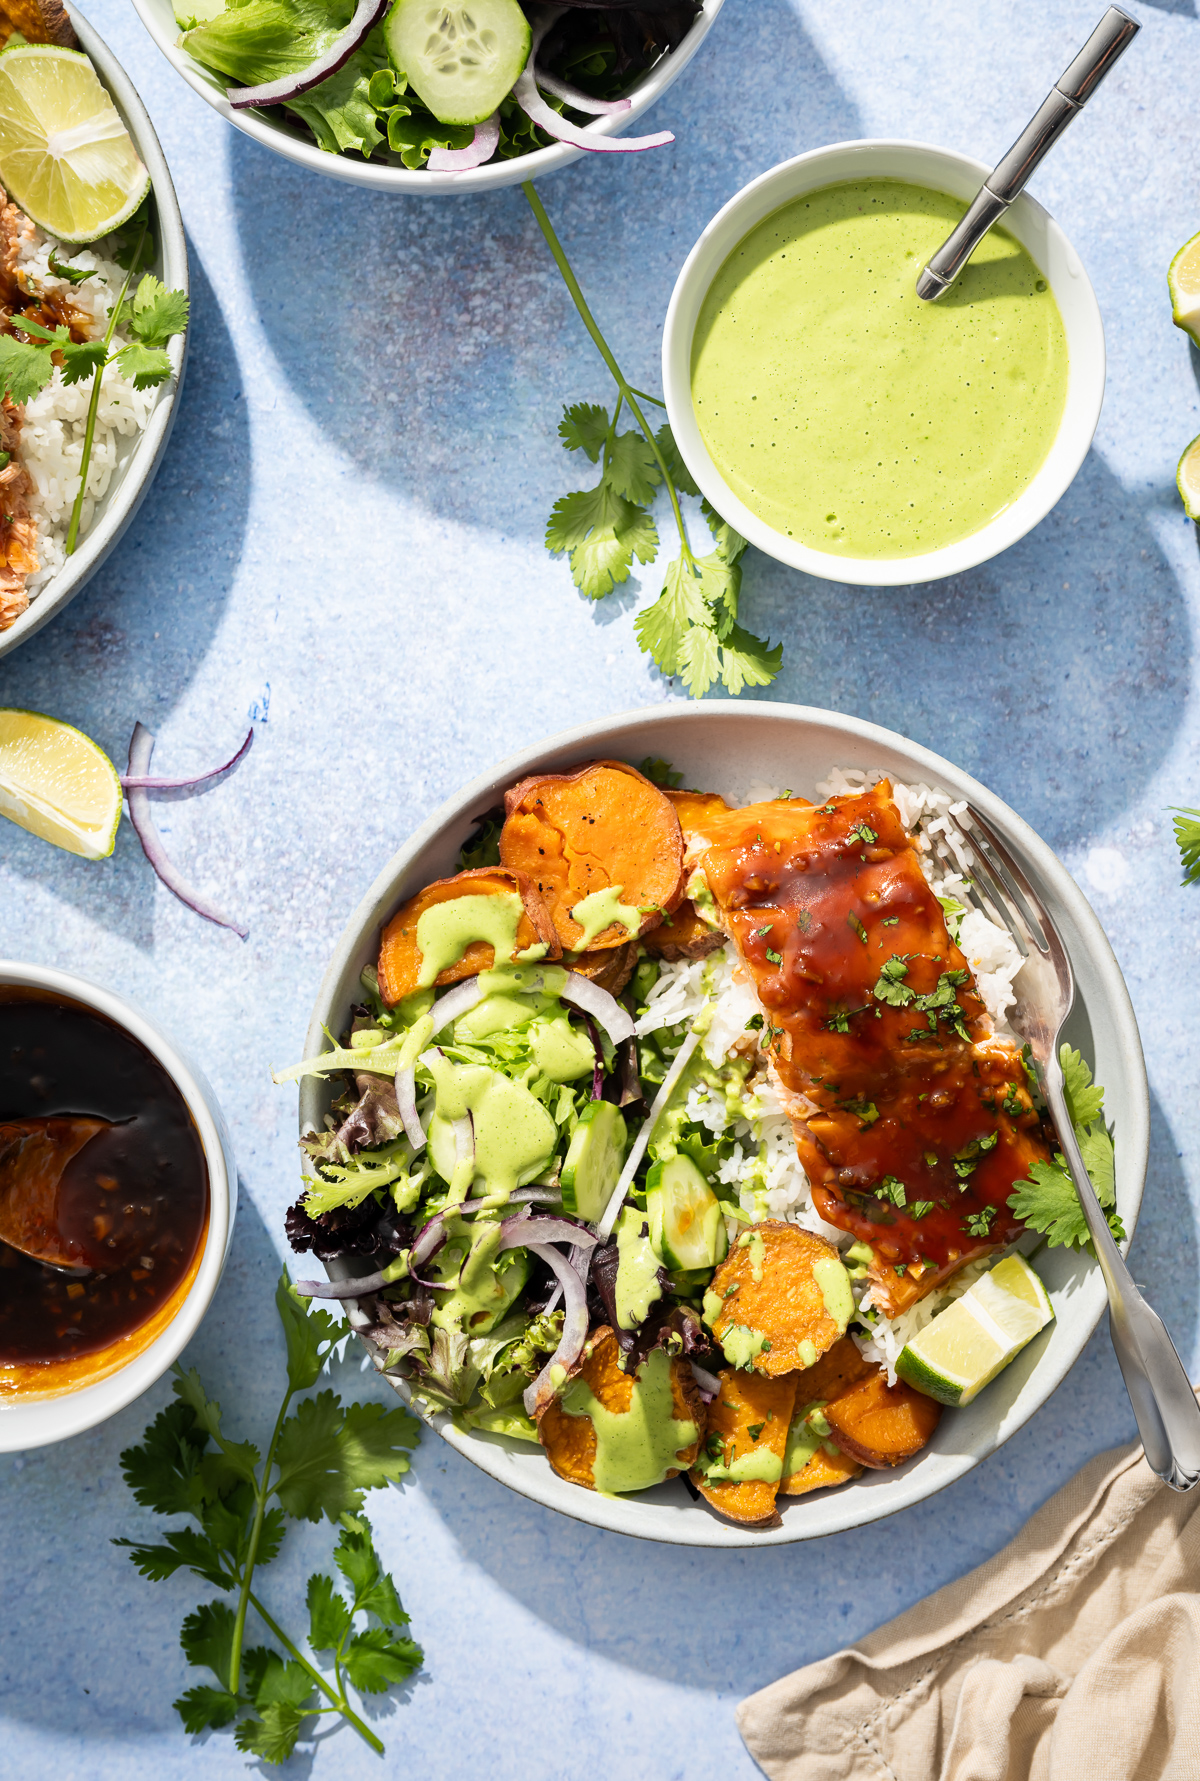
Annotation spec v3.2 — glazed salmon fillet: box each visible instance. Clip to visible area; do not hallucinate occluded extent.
[696,782,1052,1312]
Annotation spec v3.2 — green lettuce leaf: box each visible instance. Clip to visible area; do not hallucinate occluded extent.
[180,0,354,87]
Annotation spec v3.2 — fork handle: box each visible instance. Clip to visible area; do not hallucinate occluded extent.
[1045,1066,1200,1490]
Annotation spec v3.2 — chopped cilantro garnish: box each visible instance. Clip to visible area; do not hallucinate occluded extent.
[875,1176,907,1208]
[908,1200,936,1220]
[847,912,868,944]
[746,1422,765,1441]
[765,947,782,965]
[892,1261,908,1276]
[1003,1085,1023,1117]
[872,954,914,1006]
[965,1205,999,1238]
[849,822,878,845]
[881,916,899,926]
[745,1014,764,1031]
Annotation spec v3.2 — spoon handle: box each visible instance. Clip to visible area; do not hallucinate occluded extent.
[916,6,1139,301]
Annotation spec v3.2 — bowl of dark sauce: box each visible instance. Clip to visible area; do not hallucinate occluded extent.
[0,963,236,1449]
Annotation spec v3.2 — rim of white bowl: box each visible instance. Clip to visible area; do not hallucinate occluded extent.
[661,139,1106,589]
[298,701,1149,1547]
[0,959,237,1451]
[0,4,189,662]
[128,0,725,194]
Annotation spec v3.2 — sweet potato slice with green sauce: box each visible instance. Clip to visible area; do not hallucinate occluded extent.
[537,1326,704,1494]
[779,1337,870,1495]
[377,866,559,1006]
[823,1369,942,1469]
[690,1366,797,1525]
[702,1222,854,1378]
[500,759,685,953]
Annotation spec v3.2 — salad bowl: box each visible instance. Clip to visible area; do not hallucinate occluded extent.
[301,702,1149,1548]
[129,0,724,194]
[0,5,188,662]
[0,959,237,1453]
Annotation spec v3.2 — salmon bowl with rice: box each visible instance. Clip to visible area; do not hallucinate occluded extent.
[281,707,1149,1545]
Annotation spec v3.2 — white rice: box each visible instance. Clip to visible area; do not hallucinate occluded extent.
[644,771,1029,1374]
[12,224,156,600]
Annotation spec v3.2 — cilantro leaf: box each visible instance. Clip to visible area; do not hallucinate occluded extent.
[234,1702,309,1765]
[180,1599,237,1685]
[58,337,107,386]
[718,623,782,696]
[545,482,658,599]
[638,756,682,789]
[694,545,741,638]
[245,1650,315,1711]
[338,1516,410,1623]
[172,1366,261,1487]
[344,1626,424,1695]
[114,1525,235,1589]
[701,495,747,565]
[606,428,661,505]
[1172,806,1200,886]
[0,333,55,404]
[114,342,173,390]
[48,249,98,285]
[119,1398,208,1517]
[558,400,609,461]
[654,421,699,497]
[174,1684,241,1735]
[1008,1044,1122,1251]
[678,618,721,698]
[275,1271,347,1393]
[273,1392,420,1523]
[128,273,190,347]
[307,1570,353,1650]
[1060,1044,1106,1129]
[634,552,710,676]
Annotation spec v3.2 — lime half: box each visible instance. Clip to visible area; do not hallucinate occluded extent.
[896,1253,1054,1407]
[1179,433,1200,522]
[1170,229,1200,349]
[0,46,150,242]
[0,707,122,858]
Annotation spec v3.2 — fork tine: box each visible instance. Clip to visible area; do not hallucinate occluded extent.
[926,827,1030,958]
[962,810,1051,954]
[964,849,1031,959]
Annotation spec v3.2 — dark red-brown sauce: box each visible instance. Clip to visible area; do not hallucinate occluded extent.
[0,990,209,1365]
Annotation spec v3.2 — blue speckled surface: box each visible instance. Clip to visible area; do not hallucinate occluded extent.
[3,1,1200,1774]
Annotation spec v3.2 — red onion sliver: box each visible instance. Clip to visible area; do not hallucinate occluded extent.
[429,978,484,1034]
[227,0,389,108]
[410,1213,448,1268]
[125,723,248,939]
[394,1064,426,1151]
[513,61,672,153]
[120,725,253,790]
[521,1242,589,1417]
[534,69,632,115]
[595,1025,702,1241]
[498,1214,598,1251]
[295,1269,391,1299]
[427,111,500,170]
[562,971,636,1044]
[690,1361,721,1397]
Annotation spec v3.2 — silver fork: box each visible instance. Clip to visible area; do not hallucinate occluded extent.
[930,806,1200,1491]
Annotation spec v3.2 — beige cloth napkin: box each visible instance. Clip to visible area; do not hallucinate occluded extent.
[738,1432,1200,1781]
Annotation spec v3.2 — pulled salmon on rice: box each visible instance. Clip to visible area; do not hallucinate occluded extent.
[0,190,38,631]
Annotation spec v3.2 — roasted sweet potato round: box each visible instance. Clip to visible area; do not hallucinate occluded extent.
[377,867,559,1006]
[642,902,724,961]
[500,759,685,952]
[690,1366,797,1526]
[822,1370,942,1469]
[537,1325,704,1493]
[779,1444,862,1496]
[704,1222,853,1377]
[569,941,638,996]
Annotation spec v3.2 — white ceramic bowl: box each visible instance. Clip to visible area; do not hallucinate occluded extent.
[300,702,1148,1548]
[129,0,724,194]
[662,140,1105,589]
[0,960,237,1451]
[0,5,188,661]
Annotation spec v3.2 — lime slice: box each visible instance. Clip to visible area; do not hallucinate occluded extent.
[0,46,150,243]
[895,1253,1054,1407]
[0,707,121,858]
[1179,433,1200,522]
[1170,229,1200,348]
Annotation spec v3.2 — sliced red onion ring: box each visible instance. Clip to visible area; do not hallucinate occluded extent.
[595,1025,702,1241]
[513,59,672,153]
[562,971,636,1044]
[394,1064,426,1151]
[227,0,389,109]
[427,112,500,171]
[120,725,253,790]
[429,978,484,1034]
[497,1215,598,1251]
[690,1361,721,1398]
[125,723,248,939]
[534,70,631,115]
[519,1243,589,1417]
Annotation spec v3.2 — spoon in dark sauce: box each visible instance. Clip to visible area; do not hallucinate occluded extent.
[0,1116,110,1270]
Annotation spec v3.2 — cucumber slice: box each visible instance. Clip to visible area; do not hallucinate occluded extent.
[384,0,532,127]
[561,1100,627,1224]
[646,1155,729,1272]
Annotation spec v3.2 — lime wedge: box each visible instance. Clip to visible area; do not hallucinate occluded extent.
[0,707,121,858]
[1170,229,1200,348]
[1179,433,1200,522]
[895,1253,1054,1407]
[0,46,150,243]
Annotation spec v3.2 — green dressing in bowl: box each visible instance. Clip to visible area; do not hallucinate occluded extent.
[690,179,1068,558]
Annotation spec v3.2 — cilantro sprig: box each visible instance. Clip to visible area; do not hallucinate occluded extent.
[0,205,188,556]
[114,1270,422,1764]
[1007,1045,1124,1252]
[1172,807,1200,885]
[523,182,782,698]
